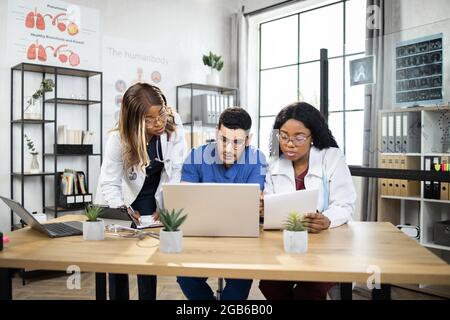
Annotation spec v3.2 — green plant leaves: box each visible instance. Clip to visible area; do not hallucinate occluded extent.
[159,208,187,231]
[84,204,102,222]
[202,51,224,72]
[283,212,307,232]
[24,134,37,155]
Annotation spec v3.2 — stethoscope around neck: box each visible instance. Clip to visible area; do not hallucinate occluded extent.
[128,138,167,181]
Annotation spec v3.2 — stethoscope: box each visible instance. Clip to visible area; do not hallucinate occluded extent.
[128,138,167,181]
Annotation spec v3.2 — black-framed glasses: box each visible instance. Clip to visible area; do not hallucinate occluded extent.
[277,133,311,147]
[217,134,247,149]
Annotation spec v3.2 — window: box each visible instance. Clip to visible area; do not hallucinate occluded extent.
[258,0,366,165]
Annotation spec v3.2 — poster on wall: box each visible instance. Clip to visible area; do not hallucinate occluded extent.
[395,33,443,107]
[102,36,173,140]
[7,0,100,70]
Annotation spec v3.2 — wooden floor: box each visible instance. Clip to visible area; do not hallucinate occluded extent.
[11,272,445,300]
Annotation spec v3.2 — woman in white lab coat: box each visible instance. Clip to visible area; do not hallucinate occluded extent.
[259,102,356,300]
[95,82,186,300]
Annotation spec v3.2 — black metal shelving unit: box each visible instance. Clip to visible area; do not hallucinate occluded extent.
[10,62,103,231]
[176,83,239,148]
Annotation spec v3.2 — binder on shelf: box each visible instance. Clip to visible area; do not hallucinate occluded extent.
[402,112,421,153]
[212,95,218,124]
[432,156,441,200]
[424,156,433,199]
[440,156,449,200]
[393,156,402,196]
[395,114,402,153]
[381,114,388,153]
[192,94,208,124]
[400,155,420,197]
[228,95,234,108]
[387,156,395,195]
[379,155,388,195]
[387,113,395,153]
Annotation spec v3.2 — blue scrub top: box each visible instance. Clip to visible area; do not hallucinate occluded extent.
[181,143,267,190]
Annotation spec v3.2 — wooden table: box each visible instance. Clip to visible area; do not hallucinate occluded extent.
[1,215,449,300]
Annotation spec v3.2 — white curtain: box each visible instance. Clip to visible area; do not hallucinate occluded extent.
[231,11,249,108]
[362,0,385,222]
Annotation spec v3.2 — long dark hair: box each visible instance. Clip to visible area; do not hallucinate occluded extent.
[115,82,176,171]
[269,102,338,157]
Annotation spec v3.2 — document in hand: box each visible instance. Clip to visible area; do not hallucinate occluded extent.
[136,215,163,229]
[263,189,319,230]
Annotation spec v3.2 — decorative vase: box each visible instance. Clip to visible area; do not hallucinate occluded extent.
[283,230,308,253]
[206,70,220,86]
[24,96,42,120]
[30,153,40,174]
[159,229,183,253]
[83,219,105,240]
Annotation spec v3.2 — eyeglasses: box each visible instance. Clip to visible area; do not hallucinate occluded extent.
[145,110,168,127]
[217,134,247,149]
[277,133,311,147]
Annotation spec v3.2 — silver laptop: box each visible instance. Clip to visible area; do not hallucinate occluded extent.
[0,196,83,238]
[162,183,260,237]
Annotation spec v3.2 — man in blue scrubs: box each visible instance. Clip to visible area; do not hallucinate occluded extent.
[177,107,266,300]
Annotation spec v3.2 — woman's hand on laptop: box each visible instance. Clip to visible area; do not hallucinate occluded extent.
[303,212,330,233]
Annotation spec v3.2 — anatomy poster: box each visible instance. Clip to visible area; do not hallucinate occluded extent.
[102,36,172,138]
[7,0,100,70]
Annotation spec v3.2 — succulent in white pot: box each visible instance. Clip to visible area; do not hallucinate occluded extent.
[158,208,187,253]
[82,205,104,241]
[283,212,308,253]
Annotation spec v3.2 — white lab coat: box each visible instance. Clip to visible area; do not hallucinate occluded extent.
[95,113,187,210]
[265,146,356,228]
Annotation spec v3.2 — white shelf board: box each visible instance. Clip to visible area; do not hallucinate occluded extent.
[380,195,421,201]
[422,242,450,251]
[423,198,450,204]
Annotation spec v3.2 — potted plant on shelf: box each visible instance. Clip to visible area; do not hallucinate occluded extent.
[158,208,187,253]
[82,205,104,241]
[283,212,308,253]
[24,78,54,120]
[24,134,40,174]
[202,51,223,86]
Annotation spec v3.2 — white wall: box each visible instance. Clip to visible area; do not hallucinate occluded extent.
[0,0,241,232]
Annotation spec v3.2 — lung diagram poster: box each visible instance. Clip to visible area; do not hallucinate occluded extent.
[7,0,100,70]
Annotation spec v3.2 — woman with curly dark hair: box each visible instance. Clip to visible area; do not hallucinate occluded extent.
[259,102,356,300]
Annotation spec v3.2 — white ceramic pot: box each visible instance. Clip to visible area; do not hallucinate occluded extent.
[159,229,183,253]
[283,230,308,253]
[83,219,105,241]
[206,71,220,86]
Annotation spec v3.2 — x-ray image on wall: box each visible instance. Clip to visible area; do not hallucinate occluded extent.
[350,56,375,86]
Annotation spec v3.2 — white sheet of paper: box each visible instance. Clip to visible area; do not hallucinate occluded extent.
[136,215,163,229]
[264,189,319,230]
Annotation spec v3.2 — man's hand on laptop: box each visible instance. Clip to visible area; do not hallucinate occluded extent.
[303,212,330,233]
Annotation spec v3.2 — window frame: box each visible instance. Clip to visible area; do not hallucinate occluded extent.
[257,0,366,159]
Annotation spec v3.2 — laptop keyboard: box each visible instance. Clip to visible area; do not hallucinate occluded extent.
[44,222,82,236]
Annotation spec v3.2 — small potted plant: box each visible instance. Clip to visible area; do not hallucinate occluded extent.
[82,205,104,241]
[158,208,187,253]
[283,212,308,253]
[24,79,54,120]
[202,51,223,86]
[24,134,40,173]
